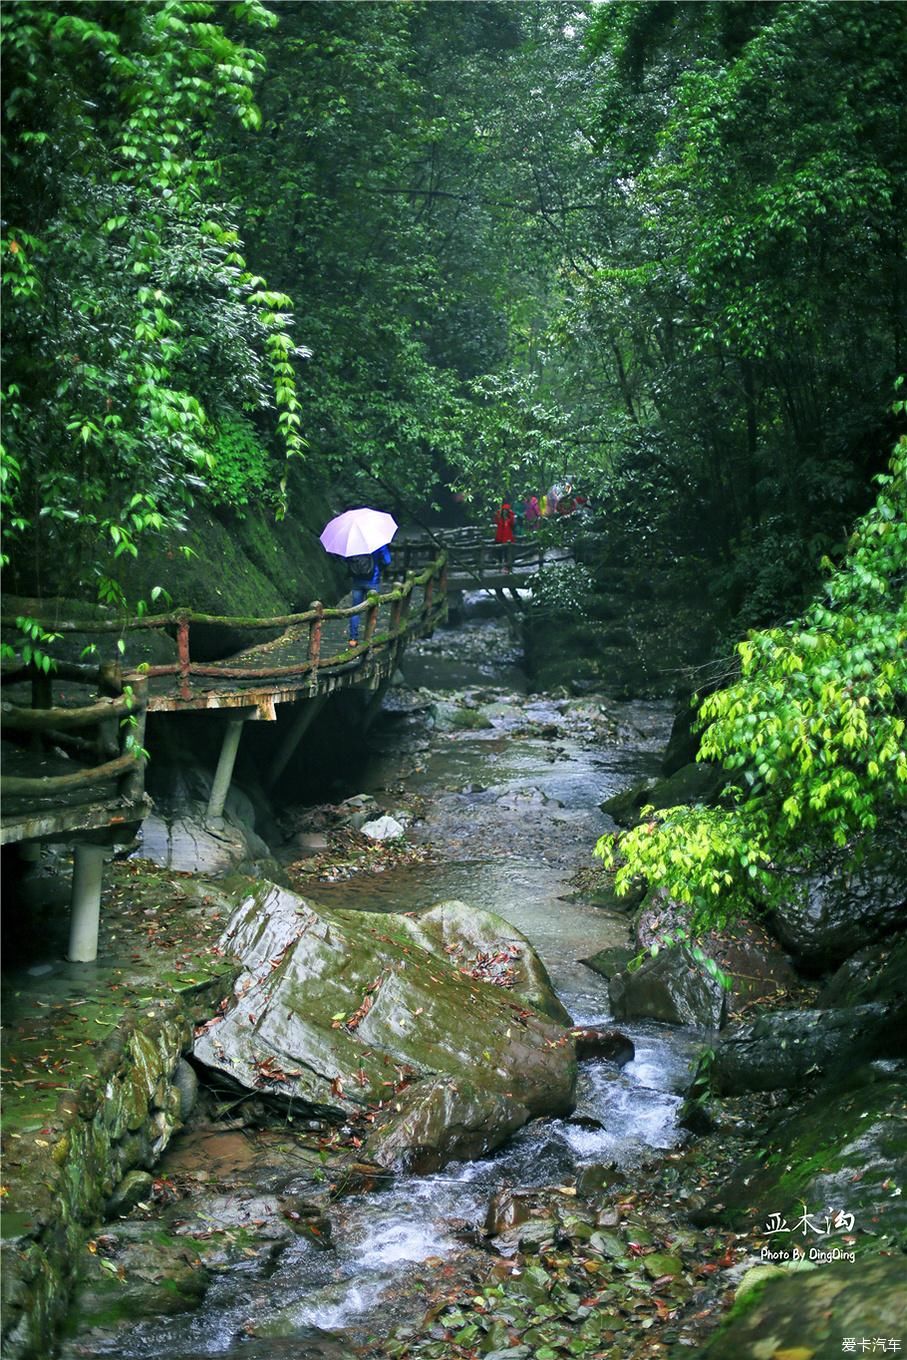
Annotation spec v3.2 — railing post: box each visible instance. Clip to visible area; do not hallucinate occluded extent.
[30,664,52,714]
[308,601,323,694]
[440,555,449,598]
[390,586,403,636]
[177,614,191,700]
[120,674,148,804]
[423,574,435,624]
[97,660,122,760]
[364,593,379,647]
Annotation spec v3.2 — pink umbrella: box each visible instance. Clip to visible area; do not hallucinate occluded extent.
[319,507,398,557]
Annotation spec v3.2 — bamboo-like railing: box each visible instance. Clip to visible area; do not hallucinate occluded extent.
[1,666,148,801]
[0,555,448,793]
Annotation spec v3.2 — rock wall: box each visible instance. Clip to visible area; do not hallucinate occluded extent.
[0,978,235,1360]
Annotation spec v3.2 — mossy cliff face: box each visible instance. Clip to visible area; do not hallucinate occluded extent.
[0,858,240,1360]
[111,464,343,654]
[0,998,227,1360]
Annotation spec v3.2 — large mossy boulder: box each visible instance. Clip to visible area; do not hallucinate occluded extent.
[693,1062,907,1247]
[193,884,576,1171]
[768,825,907,972]
[702,1256,905,1359]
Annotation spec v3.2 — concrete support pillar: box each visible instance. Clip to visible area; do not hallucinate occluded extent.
[68,844,105,962]
[206,716,247,820]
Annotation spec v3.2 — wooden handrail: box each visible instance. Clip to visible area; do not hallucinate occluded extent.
[1,694,139,731]
[0,751,139,796]
[0,554,446,635]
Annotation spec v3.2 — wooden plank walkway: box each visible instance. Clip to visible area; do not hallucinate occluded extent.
[1,555,447,845]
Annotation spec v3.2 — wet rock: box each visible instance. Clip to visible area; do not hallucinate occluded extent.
[403,899,573,1026]
[193,883,576,1172]
[701,1256,905,1358]
[634,893,800,1019]
[660,700,701,776]
[580,945,637,977]
[609,946,726,1029]
[570,1026,635,1065]
[138,802,269,875]
[174,1058,199,1121]
[711,1004,892,1094]
[69,1228,211,1328]
[360,814,405,841]
[818,934,907,1008]
[485,1187,535,1236]
[768,828,907,971]
[105,1170,153,1218]
[693,1063,907,1244]
[600,761,728,828]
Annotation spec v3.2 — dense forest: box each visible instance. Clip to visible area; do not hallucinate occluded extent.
[3,0,905,912]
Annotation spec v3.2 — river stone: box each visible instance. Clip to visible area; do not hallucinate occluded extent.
[70,1230,211,1326]
[768,823,907,971]
[700,1256,905,1359]
[609,946,726,1028]
[192,883,576,1170]
[599,761,727,828]
[818,934,907,1008]
[570,1026,635,1065]
[711,1004,891,1094]
[633,893,799,1018]
[173,1058,198,1120]
[105,1170,153,1218]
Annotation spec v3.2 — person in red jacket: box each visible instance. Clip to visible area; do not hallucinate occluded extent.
[494,501,516,572]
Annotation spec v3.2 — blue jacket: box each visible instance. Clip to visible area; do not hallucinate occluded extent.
[353,544,392,589]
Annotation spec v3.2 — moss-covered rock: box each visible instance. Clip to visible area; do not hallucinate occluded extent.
[701,1255,905,1358]
[193,882,577,1170]
[696,1063,907,1245]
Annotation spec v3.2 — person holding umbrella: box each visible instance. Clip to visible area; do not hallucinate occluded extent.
[319,507,398,648]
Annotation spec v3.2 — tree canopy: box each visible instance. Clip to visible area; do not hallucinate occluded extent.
[2,0,904,910]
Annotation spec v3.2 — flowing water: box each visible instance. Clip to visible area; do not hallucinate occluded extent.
[82,598,704,1359]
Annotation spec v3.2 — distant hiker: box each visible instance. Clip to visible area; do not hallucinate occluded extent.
[525,494,540,529]
[494,501,516,572]
[348,544,392,647]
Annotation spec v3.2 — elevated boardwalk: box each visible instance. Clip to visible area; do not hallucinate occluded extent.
[1,531,563,958]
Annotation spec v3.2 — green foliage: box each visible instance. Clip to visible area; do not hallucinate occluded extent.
[528,561,595,620]
[206,412,275,513]
[1,0,305,622]
[596,434,907,929]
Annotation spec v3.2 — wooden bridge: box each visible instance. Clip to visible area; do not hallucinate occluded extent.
[1,529,562,959]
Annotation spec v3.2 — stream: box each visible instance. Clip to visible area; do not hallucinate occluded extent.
[71,597,705,1359]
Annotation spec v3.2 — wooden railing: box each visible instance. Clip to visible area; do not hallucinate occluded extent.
[1,553,447,704]
[1,663,148,803]
[397,533,554,579]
